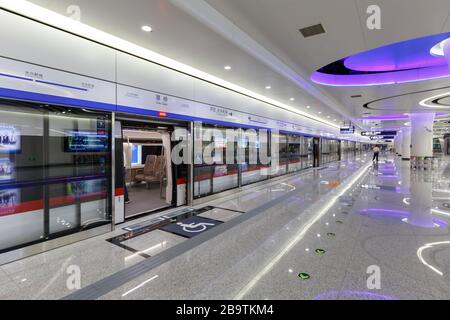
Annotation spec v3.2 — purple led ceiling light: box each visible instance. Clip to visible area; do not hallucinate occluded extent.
[359,113,449,121]
[312,32,450,86]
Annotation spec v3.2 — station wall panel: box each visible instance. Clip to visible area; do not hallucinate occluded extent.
[0,10,116,81]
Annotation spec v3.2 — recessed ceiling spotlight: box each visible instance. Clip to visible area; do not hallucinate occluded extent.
[265,86,271,90]
[289,97,295,101]
[306,105,311,109]
[224,65,231,70]
[318,111,322,114]
[141,25,153,32]
[327,116,331,119]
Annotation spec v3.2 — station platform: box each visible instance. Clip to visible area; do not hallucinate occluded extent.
[0,153,448,300]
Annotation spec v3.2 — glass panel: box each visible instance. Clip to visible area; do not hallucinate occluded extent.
[242,129,270,185]
[0,102,112,253]
[288,134,301,173]
[271,132,288,177]
[193,124,238,198]
[321,139,340,165]
[0,104,45,252]
[305,137,314,168]
[48,111,111,233]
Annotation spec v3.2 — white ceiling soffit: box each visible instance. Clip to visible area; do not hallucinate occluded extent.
[202,0,450,127]
[169,0,359,128]
[0,0,342,130]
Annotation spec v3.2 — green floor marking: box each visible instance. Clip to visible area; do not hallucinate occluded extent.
[315,248,326,255]
[298,273,311,280]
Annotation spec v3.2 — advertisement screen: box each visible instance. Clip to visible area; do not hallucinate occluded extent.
[0,159,15,181]
[0,188,20,216]
[66,179,106,196]
[0,124,21,154]
[64,130,109,152]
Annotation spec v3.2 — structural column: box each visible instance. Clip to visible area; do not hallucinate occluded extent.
[395,131,403,157]
[444,38,450,67]
[409,172,435,228]
[401,128,411,160]
[410,113,435,158]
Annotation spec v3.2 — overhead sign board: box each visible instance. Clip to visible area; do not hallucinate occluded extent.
[361,130,397,137]
[340,126,355,134]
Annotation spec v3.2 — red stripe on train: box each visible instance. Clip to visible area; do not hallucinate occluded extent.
[0,200,44,217]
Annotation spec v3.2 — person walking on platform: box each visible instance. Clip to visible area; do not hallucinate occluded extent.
[372,145,380,163]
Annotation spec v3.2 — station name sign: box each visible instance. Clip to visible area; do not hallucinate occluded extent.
[340,126,355,134]
[361,130,397,137]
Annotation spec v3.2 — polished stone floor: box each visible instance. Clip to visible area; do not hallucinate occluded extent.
[1,153,450,300]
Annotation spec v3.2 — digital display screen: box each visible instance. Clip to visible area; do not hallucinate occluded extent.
[66,179,106,196]
[0,158,15,181]
[0,124,21,153]
[65,130,109,152]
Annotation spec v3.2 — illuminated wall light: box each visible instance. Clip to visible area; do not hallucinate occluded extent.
[224,65,231,70]
[265,86,271,90]
[158,111,167,117]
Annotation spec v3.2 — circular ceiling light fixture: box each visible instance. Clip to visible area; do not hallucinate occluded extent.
[430,38,450,56]
[311,32,450,87]
[141,25,153,32]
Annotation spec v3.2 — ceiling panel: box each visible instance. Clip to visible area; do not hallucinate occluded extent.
[27,0,346,125]
[206,0,450,129]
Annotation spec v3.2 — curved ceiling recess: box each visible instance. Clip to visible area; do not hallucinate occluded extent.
[420,91,450,108]
[362,85,450,113]
[311,32,450,86]
[359,113,448,121]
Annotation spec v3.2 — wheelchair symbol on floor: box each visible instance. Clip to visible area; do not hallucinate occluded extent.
[176,221,216,233]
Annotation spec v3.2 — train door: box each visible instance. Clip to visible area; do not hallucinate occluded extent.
[114,118,188,222]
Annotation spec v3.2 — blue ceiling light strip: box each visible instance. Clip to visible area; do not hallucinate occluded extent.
[0,87,116,111]
[35,79,88,91]
[0,72,33,81]
[0,71,88,91]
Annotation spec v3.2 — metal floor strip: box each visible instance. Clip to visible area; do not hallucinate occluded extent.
[62,163,367,300]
